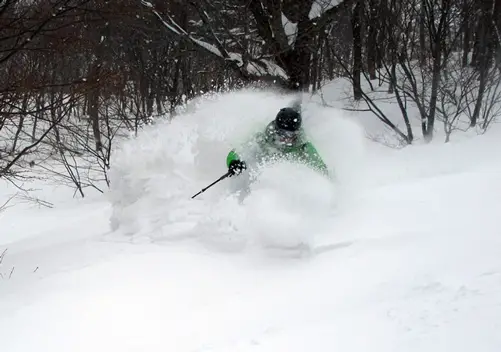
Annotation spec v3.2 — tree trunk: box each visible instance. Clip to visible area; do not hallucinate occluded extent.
[419,0,426,65]
[424,0,452,141]
[352,0,363,100]
[462,0,471,67]
[12,94,28,153]
[88,58,103,152]
[471,0,494,126]
[12,117,25,154]
[388,62,396,94]
[282,18,314,91]
[494,0,501,66]
[471,67,487,127]
[425,53,441,141]
[367,2,377,80]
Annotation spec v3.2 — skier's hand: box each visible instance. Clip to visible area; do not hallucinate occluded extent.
[228,159,246,176]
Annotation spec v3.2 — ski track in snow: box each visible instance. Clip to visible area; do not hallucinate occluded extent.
[1,89,501,351]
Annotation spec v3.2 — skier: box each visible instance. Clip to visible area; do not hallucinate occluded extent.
[225,107,330,179]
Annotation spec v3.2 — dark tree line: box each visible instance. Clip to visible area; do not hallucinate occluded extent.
[0,0,500,197]
[346,0,501,143]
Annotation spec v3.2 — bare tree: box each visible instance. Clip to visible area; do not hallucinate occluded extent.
[141,0,355,91]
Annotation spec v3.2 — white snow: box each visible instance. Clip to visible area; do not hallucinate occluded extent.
[192,37,223,58]
[261,59,289,80]
[309,0,342,20]
[281,13,298,46]
[245,60,289,80]
[1,88,501,352]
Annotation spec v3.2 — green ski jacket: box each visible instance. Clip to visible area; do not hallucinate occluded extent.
[226,123,329,177]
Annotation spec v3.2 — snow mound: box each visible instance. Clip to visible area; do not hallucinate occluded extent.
[243,161,336,249]
[108,89,365,251]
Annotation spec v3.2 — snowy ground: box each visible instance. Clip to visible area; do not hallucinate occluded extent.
[1,89,501,352]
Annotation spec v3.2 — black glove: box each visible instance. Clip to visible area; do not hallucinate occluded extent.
[228,159,246,176]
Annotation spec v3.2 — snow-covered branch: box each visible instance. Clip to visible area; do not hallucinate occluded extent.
[306,0,354,31]
[141,1,289,85]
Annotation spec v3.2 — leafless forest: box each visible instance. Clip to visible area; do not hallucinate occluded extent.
[0,0,500,198]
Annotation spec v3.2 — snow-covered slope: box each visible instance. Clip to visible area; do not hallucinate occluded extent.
[1,89,500,352]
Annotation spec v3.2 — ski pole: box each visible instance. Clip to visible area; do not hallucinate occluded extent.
[191,171,232,199]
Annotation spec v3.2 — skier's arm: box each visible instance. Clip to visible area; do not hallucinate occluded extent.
[225,149,246,176]
[226,129,265,176]
[226,150,240,168]
[302,142,330,177]
[225,130,264,168]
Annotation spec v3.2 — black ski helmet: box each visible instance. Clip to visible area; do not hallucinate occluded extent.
[275,107,301,132]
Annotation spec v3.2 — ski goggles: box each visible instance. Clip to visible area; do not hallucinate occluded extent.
[274,128,299,147]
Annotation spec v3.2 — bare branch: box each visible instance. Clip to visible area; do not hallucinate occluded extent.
[141,0,289,86]
[0,248,7,266]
